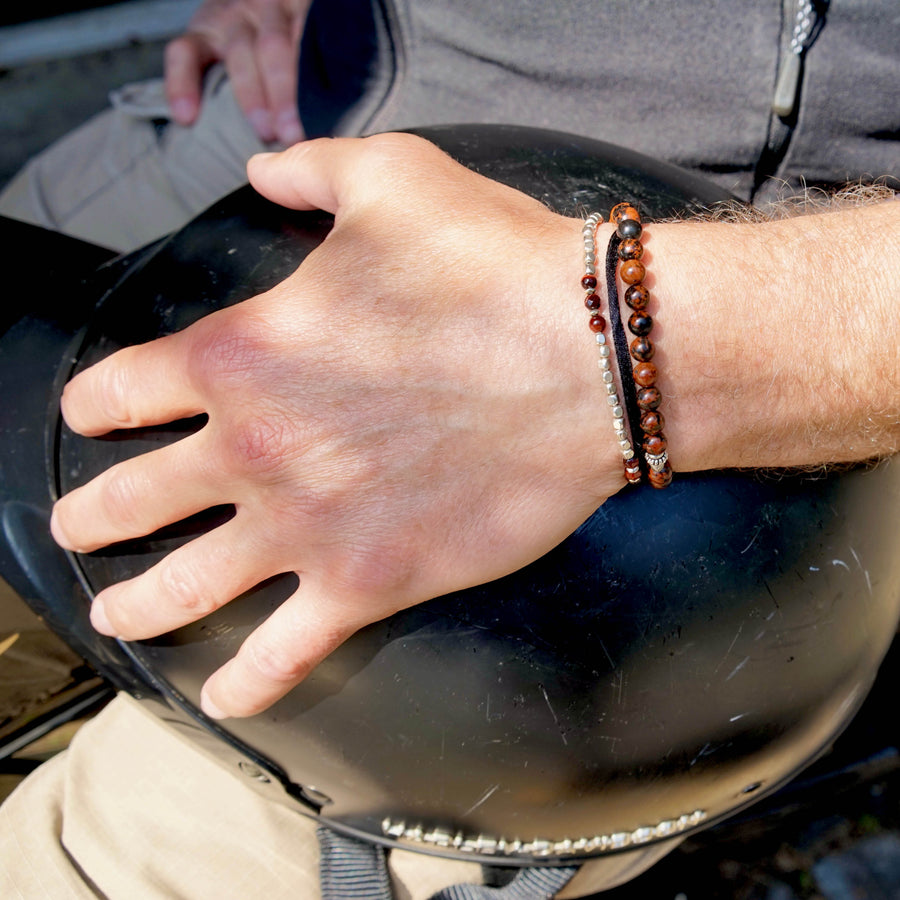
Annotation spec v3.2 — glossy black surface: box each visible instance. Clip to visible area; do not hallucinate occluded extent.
[2,127,899,865]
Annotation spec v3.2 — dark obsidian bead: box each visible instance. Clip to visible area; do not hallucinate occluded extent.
[637,386,662,410]
[649,462,673,489]
[624,284,650,310]
[620,259,645,284]
[640,410,665,434]
[643,434,668,455]
[633,361,657,386]
[628,311,653,336]
[581,274,597,291]
[617,218,643,240]
[584,292,601,311]
[630,336,655,361]
[589,314,606,333]
[617,238,643,260]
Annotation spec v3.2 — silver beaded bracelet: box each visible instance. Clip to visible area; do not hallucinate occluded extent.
[580,213,641,484]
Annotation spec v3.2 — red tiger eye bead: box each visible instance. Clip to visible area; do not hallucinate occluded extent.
[620,259,645,284]
[589,314,606,333]
[624,284,650,310]
[640,410,665,434]
[637,386,662,410]
[623,458,642,483]
[630,336,655,361]
[617,238,643,260]
[628,311,653,336]
[643,434,668,455]
[581,274,597,291]
[649,462,673,489]
[584,292,601,311]
[610,203,639,223]
[633,361,657,386]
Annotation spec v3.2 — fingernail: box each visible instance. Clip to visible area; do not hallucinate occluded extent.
[49,506,72,550]
[90,596,116,636]
[171,98,196,125]
[248,109,275,143]
[201,690,228,720]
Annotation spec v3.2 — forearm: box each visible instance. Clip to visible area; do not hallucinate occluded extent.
[570,199,900,482]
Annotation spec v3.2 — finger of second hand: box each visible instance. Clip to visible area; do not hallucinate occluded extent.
[61,331,204,437]
[200,580,362,718]
[255,3,302,145]
[51,430,220,553]
[164,34,215,124]
[224,26,274,141]
[91,515,278,641]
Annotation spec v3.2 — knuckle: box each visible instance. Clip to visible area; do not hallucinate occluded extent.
[362,131,431,160]
[87,361,135,429]
[156,558,220,619]
[187,320,263,390]
[164,36,191,61]
[362,133,442,178]
[256,30,290,55]
[98,468,146,531]
[224,413,293,478]
[244,639,309,686]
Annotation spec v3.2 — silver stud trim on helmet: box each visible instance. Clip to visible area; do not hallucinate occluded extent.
[381,808,707,858]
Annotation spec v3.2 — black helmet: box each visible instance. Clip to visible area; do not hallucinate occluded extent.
[2,125,899,870]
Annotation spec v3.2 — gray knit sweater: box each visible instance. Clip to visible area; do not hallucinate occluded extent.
[297,0,898,202]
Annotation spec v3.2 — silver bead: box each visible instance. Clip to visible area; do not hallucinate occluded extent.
[605,382,617,395]
[646,450,669,473]
[595,333,606,345]
[612,405,624,417]
[623,448,635,460]
[598,357,610,371]
[598,345,610,358]
[607,393,619,406]
[601,371,614,384]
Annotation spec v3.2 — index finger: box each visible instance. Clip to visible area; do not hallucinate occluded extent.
[255,1,302,144]
[62,330,203,437]
[165,34,217,125]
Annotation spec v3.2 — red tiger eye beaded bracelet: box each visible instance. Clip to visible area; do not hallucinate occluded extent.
[581,212,641,483]
[609,203,673,488]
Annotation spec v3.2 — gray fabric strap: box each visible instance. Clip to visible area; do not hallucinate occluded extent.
[317,827,393,900]
[427,866,580,900]
[317,825,579,900]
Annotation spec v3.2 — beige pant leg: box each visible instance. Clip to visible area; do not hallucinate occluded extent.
[0,66,269,254]
[0,692,676,898]
[0,693,486,899]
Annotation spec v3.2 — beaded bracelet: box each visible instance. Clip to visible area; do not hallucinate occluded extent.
[609,203,673,488]
[580,213,641,484]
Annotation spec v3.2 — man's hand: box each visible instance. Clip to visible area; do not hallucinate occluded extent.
[165,0,311,144]
[48,134,900,720]
[50,135,623,719]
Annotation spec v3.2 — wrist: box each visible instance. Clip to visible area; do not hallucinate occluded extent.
[639,204,900,472]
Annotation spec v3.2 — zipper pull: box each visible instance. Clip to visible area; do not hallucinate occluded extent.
[772,51,801,117]
[773,0,821,118]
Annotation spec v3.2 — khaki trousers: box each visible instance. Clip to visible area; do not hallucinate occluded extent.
[0,693,678,898]
[0,66,267,254]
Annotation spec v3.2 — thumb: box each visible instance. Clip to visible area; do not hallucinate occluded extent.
[246,133,440,217]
